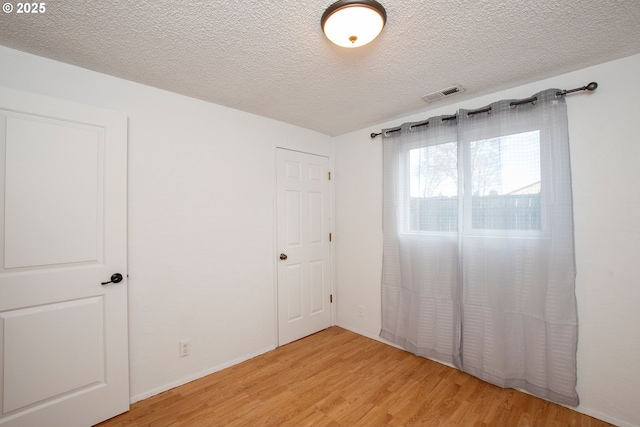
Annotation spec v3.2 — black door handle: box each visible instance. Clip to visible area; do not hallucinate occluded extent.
[101,273,123,285]
[279,253,288,260]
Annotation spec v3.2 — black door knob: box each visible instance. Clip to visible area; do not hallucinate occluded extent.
[279,253,288,260]
[101,273,124,285]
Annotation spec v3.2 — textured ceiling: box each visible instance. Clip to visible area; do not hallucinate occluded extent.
[2,0,640,136]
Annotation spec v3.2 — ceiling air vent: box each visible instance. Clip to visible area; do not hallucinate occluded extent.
[421,85,465,103]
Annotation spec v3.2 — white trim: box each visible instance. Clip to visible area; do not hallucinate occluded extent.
[129,344,276,404]
[335,323,634,427]
[571,407,637,427]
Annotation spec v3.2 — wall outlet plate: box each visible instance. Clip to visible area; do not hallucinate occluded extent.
[180,339,191,357]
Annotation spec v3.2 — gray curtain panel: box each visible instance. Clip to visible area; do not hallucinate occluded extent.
[380,89,579,406]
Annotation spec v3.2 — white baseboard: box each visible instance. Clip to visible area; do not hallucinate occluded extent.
[572,406,636,427]
[335,322,390,346]
[336,322,637,427]
[336,322,459,369]
[128,326,638,427]
[130,344,276,404]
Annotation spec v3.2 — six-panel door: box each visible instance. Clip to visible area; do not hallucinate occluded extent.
[276,149,331,346]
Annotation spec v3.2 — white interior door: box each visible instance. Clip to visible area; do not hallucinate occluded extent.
[276,149,332,346]
[0,87,129,427]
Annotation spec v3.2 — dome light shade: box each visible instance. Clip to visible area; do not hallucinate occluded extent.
[321,0,387,48]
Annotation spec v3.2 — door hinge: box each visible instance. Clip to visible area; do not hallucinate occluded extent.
[330,294,333,303]
[328,171,331,180]
[329,233,332,242]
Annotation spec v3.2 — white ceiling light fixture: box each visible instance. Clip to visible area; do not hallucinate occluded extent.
[321,0,387,48]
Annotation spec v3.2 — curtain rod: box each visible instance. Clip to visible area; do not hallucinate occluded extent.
[370,82,598,139]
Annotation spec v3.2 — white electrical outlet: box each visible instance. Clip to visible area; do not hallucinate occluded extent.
[358,305,364,318]
[180,339,191,357]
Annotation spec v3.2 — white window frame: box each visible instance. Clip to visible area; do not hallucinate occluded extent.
[400,140,459,237]
[461,130,550,239]
[399,123,551,239]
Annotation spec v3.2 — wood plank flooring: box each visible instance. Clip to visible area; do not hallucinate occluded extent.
[97,327,612,427]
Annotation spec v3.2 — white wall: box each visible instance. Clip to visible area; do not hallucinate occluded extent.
[334,54,640,427]
[0,46,333,402]
[3,43,639,426]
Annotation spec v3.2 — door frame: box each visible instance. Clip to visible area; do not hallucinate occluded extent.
[273,147,335,347]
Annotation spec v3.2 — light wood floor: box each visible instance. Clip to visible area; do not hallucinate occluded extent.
[97,327,611,427]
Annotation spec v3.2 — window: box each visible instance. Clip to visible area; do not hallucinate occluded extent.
[405,131,543,234]
[466,130,542,232]
[408,142,458,232]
